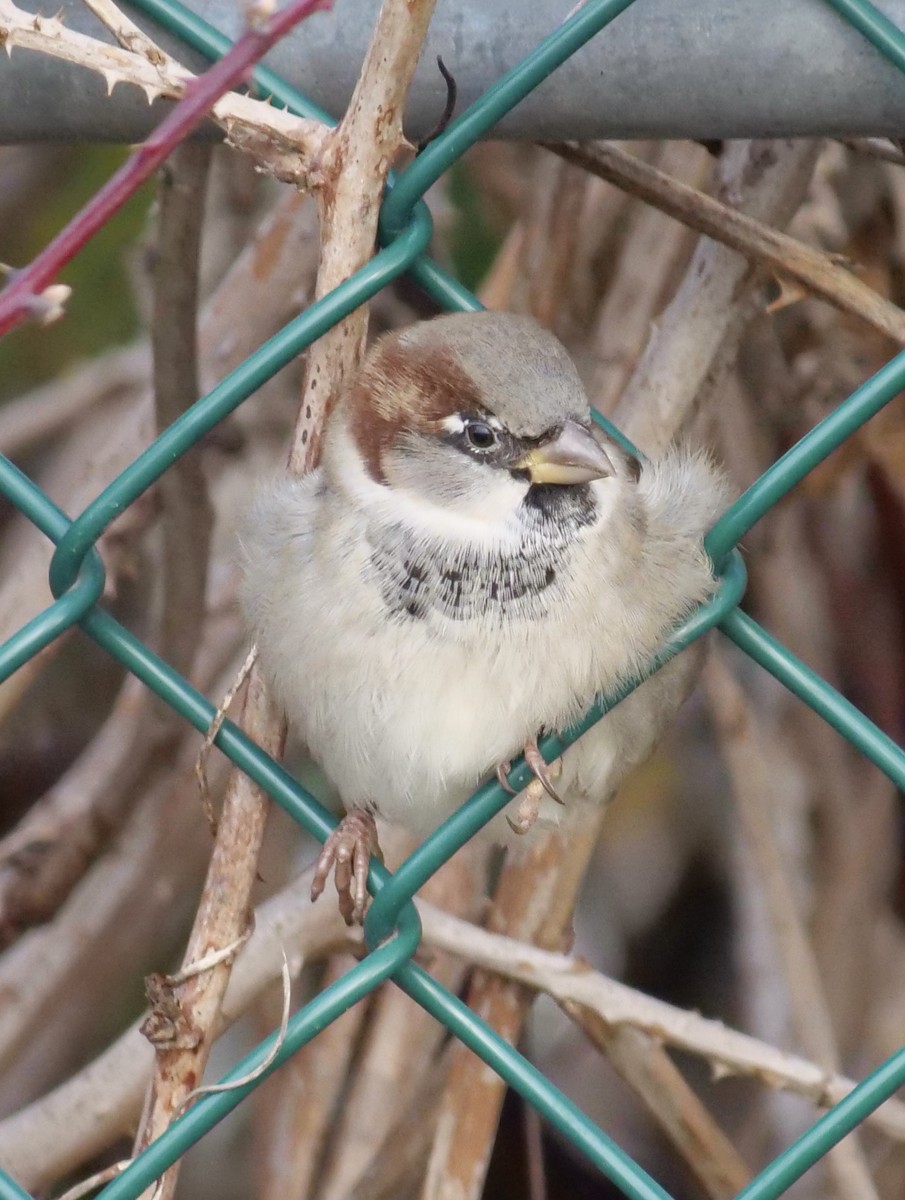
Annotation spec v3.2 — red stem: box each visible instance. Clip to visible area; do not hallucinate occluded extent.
[0,0,332,338]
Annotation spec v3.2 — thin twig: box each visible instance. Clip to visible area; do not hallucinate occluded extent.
[614,139,822,452]
[705,649,882,1200]
[4,860,904,1194]
[564,1014,751,1200]
[546,140,905,348]
[421,820,604,1200]
[56,1160,132,1200]
[152,141,214,681]
[195,645,257,832]
[0,342,149,457]
[177,953,292,1110]
[415,904,905,1141]
[840,138,905,167]
[316,846,481,1200]
[132,665,283,1198]
[286,0,436,475]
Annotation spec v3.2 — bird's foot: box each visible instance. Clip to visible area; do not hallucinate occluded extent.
[524,737,564,806]
[505,742,564,835]
[496,738,563,803]
[506,778,545,834]
[310,809,382,926]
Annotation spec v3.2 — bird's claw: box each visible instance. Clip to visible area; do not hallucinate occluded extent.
[503,737,564,834]
[524,738,565,805]
[495,759,517,794]
[310,809,382,926]
[506,779,544,834]
[496,740,563,804]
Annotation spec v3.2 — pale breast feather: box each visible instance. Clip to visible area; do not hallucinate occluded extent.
[364,484,598,624]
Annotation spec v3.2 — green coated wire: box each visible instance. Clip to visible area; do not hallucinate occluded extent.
[405,254,484,313]
[0,570,104,682]
[379,0,641,239]
[96,909,422,1200]
[126,0,333,122]
[2,0,905,1196]
[365,551,748,947]
[396,960,675,1200]
[0,1174,33,1200]
[0,453,71,542]
[733,1048,905,1200]
[48,207,433,596]
[821,0,905,71]
[720,609,905,789]
[706,348,905,566]
[0,454,106,680]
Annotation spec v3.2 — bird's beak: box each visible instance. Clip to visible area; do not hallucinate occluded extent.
[514,419,615,485]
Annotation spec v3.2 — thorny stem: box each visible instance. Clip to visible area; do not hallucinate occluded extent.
[0,0,332,338]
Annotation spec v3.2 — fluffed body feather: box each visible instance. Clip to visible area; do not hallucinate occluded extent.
[241,321,727,841]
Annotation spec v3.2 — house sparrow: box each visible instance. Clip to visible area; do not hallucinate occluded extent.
[240,312,728,923]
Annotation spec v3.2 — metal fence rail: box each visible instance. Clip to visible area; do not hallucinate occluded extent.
[1,0,904,1197]
[9,0,905,142]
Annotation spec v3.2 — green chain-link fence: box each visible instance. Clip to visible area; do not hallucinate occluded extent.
[1,0,904,1196]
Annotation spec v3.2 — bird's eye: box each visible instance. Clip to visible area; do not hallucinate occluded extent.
[465,420,497,451]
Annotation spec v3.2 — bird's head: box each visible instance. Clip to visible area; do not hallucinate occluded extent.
[323,311,640,536]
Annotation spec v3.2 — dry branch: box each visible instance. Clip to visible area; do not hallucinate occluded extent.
[705,648,881,1200]
[5,878,903,1193]
[0,174,320,944]
[415,905,905,1142]
[422,823,602,1200]
[0,0,328,217]
[547,140,905,348]
[0,0,331,336]
[245,2,440,1190]
[141,2,439,1196]
[614,139,822,452]
[560,1016,751,1200]
[152,141,214,681]
[0,676,166,950]
[132,667,282,1197]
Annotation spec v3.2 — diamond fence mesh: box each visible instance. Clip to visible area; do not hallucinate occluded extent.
[0,0,903,1197]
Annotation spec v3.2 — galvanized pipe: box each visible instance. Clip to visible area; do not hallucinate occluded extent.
[4,0,905,143]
